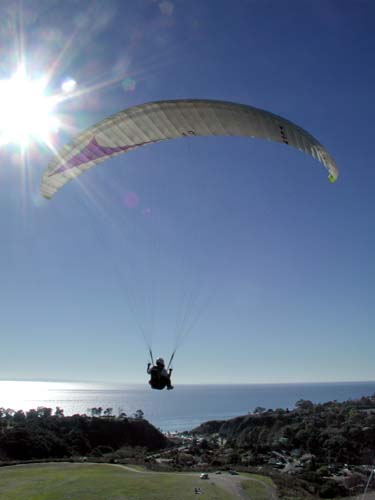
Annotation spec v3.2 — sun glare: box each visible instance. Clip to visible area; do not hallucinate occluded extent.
[0,67,60,147]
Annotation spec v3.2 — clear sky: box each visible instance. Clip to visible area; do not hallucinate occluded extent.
[0,0,374,384]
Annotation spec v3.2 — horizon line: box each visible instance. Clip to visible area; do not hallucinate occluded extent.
[1,378,375,386]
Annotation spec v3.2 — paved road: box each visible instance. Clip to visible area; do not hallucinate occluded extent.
[205,475,253,499]
[215,475,278,500]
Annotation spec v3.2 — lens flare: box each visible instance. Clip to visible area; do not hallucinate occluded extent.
[121,77,136,92]
[159,1,174,16]
[123,191,139,208]
[61,78,77,93]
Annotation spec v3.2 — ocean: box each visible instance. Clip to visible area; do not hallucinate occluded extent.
[1,381,375,432]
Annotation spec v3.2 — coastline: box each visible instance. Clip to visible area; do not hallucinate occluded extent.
[1,380,375,432]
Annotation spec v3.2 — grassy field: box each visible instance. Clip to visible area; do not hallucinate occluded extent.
[241,472,275,486]
[0,463,233,500]
[241,473,275,500]
[241,480,269,500]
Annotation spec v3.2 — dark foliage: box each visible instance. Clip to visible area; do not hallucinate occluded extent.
[192,395,375,466]
[0,408,168,461]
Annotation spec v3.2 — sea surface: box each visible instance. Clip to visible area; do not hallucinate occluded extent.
[1,381,375,432]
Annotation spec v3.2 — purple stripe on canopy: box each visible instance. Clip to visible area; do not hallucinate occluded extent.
[50,137,157,176]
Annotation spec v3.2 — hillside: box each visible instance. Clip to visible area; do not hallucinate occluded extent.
[192,396,375,466]
[188,396,375,497]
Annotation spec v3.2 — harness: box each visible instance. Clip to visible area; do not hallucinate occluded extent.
[149,366,167,390]
[148,349,175,390]
[149,348,175,370]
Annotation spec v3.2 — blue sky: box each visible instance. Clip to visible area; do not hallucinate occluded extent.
[0,0,374,384]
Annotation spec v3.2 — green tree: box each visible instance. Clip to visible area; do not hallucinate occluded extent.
[104,408,113,417]
[13,410,26,424]
[54,407,64,417]
[254,407,266,414]
[37,407,52,418]
[134,409,144,420]
[295,400,314,412]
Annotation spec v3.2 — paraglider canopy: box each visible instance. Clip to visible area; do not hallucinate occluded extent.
[39,98,339,378]
[40,99,338,199]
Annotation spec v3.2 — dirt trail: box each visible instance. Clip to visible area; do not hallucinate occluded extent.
[206,475,250,499]
[212,475,278,500]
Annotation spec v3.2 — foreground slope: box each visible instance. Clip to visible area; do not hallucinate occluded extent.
[0,463,249,499]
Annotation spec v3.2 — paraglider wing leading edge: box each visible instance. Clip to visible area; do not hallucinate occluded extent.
[41,99,339,199]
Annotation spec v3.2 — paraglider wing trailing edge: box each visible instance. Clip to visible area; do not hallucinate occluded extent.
[40,99,339,199]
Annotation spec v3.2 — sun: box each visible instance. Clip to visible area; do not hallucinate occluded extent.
[0,66,60,147]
